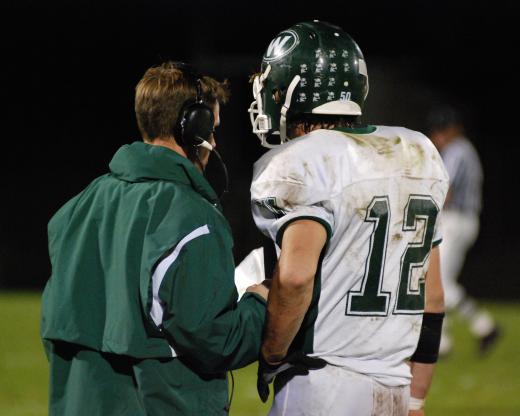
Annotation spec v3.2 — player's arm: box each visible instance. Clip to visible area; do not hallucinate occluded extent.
[409,246,445,415]
[261,219,327,363]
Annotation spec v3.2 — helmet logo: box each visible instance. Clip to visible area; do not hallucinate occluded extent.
[263,30,300,62]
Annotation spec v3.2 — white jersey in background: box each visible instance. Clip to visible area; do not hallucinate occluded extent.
[248,126,449,387]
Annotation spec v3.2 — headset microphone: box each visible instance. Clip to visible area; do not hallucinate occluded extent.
[194,136,229,200]
[197,138,214,151]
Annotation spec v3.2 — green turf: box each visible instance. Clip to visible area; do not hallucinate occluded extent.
[1,293,518,415]
[0,292,48,416]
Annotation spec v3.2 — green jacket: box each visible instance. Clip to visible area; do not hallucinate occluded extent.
[41,142,266,373]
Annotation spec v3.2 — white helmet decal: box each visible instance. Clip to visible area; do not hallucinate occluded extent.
[263,30,300,62]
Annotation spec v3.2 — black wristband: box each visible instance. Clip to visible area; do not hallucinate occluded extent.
[410,312,445,363]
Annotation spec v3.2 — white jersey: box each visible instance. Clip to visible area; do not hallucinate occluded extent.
[250,126,449,386]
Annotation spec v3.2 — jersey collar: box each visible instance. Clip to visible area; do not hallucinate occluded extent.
[333,125,377,134]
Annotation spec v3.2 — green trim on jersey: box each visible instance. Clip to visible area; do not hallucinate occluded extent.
[333,125,377,135]
[432,238,442,247]
[275,215,333,247]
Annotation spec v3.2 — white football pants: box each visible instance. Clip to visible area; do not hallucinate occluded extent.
[269,365,409,416]
[439,210,479,310]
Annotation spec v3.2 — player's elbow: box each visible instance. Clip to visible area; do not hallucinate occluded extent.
[278,266,316,291]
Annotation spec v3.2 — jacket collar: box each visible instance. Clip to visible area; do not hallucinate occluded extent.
[109,141,220,207]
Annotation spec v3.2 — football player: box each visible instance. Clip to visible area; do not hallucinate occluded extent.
[427,106,500,356]
[243,21,449,415]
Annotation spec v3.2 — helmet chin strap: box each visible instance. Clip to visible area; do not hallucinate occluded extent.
[279,75,301,143]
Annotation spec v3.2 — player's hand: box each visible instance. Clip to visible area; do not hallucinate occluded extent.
[257,351,327,402]
[409,410,425,416]
[257,354,282,402]
[246,280,270,301]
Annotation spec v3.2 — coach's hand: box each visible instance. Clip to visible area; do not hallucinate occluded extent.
[409,410,425,416]
[246,279,271,301]
[257,351,326,402]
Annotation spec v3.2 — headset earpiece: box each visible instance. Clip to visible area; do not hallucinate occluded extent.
[170,61,228,199]
[178,101,214,147]
[174,69,215,148]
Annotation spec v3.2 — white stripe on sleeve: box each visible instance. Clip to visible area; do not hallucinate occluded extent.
[150,224,211,356]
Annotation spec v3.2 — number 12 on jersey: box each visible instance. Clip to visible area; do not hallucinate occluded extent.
[346,195,439,316]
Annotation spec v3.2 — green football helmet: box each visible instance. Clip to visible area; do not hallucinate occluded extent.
[249,20,369,147]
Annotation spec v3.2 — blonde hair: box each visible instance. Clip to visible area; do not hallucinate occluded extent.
[135,62,229,141]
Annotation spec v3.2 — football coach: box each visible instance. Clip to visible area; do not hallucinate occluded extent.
[40,62,268,415]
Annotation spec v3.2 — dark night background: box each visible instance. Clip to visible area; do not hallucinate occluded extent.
[1,0,519,299]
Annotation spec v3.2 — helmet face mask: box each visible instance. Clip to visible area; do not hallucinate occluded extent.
[249,21,369,148]
[248,65,276,148]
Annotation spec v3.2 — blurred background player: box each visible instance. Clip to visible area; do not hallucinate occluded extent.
[244,21,450,415]
[427,106,500,356]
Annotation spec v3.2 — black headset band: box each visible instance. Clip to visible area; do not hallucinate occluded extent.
[173,62,214,148]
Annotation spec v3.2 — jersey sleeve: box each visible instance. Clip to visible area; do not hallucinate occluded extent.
[156,224,266,372]
[251,154,334,245]
[432,213,443,247]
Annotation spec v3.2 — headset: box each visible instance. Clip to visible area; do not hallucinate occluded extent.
[172,62,229,199]
[173,62,215,152]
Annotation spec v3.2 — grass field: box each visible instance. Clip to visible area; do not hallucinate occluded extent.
[1,292,519,416]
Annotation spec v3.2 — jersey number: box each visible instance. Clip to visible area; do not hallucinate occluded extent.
[346,195,439,316]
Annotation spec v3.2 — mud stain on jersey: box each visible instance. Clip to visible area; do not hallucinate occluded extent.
[408,143,425,165]
[392,233,403,242]
[349,134,395,157]
[356,208,367,218]
[322,154,336,181]
[375,141,394,157]
[348,135,369,147]
[302,162,313,179]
